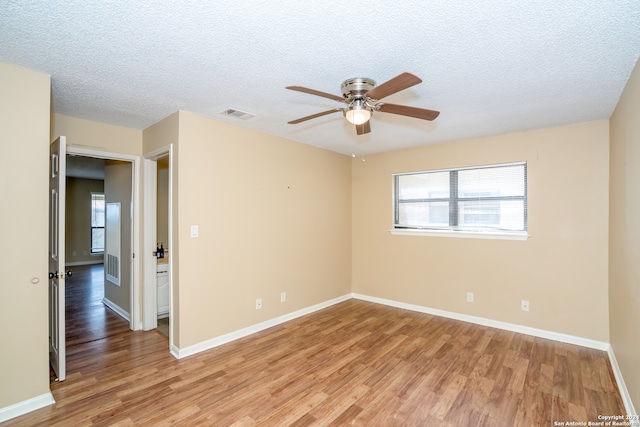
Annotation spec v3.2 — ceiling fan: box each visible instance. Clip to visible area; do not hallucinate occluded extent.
[286,72,439,135]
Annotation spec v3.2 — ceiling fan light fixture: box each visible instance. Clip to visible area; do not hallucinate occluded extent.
[286,72,439,134]
[344,100,372,125]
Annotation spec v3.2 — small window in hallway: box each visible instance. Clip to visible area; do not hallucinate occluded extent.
[91,192,105,253]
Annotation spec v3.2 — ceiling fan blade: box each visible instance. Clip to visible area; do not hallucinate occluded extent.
[365,72,422,101]
[356,120,371,135]
[377,103,440,121]
[288,108,343,124]
[286,86,345,102]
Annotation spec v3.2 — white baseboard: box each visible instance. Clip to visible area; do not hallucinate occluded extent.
[0,392,55,423]
[169,292,633,416]
[356,294,640,417]
[607,345,638,418]
[102,297,131,322]
[174,294,352,359]
[170,343,180,360]
[351,293,610,351]
[172,291,611,356]
[65,260,103,267]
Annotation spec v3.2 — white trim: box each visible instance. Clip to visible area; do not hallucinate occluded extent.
[352,293,609,351]
[173,294,351,359]
[393,160,527,177]
[167,146,174,351]
[608,345,638,418]
[65,260,103,267]
[142,158,158,331]
[66,145,141,331]
[170,343,180,359]
[102,297,131,322]
[162,291,634,415]
[0,392,55,423]
[144,145,171,160]
[171,291,610,357]
[390,228,529,240]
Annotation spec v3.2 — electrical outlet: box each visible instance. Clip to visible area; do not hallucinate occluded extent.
[521,300,530,312]
[467,292,474,303]
[280,292,286,303]
[256,298,262,310]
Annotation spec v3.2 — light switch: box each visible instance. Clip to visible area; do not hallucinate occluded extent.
[190,225,199,238]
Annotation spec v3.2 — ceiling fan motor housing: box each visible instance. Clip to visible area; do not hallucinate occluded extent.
[341,78,376,100]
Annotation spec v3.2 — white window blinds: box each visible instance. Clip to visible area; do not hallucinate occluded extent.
[394,162,527,233]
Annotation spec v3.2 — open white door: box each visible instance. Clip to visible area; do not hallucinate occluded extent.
[49,136,66,381]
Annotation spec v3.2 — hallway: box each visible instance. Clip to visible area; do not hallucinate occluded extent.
[64,264,132,350]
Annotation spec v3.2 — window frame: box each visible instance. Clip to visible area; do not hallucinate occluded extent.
[90,192,105,254]
[391,162,529,240]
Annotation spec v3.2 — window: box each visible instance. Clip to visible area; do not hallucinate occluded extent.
[394,162,527,235]
[91,193,105,253]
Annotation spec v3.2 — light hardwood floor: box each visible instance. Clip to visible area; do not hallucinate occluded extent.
[4,265,625,426]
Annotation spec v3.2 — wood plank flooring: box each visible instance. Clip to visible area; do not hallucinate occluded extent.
[64,264,132,348]
[5,265,625,426]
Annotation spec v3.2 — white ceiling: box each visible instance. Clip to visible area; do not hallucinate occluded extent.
[2,1,639,156]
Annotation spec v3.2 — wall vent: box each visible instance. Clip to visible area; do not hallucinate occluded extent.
[105,202,121,286]
[220,108,255,120]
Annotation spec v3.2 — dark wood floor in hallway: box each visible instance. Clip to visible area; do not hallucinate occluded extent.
[5,265,625,426]
[64,264,132,348]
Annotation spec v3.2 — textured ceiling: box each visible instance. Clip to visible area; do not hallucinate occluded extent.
[2,1,639,156]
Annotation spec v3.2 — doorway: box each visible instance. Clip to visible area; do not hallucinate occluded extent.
[143,145,174,352]
[49,139,151,381]
[64,156,134,358]
[67,146,141,330]
[155,155,170,336]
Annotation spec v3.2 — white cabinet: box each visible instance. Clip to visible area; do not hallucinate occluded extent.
[157,263,170,317]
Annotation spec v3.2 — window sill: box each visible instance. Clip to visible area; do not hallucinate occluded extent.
[389,228,529,240]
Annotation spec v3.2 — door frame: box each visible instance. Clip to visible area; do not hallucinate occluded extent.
[143,144,174,352]
[66,146,142,330]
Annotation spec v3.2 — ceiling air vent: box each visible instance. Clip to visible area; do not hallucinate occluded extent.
[220,108,255,120]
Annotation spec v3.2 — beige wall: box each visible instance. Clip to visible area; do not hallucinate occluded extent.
[103,161,133,315]
[609,58,640,411]
[66,177,105,264]
[352,121,610,342]
[142,111,178,153]
[51,114,142,156]
[0,63,51,407]
[176,112,352,348]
